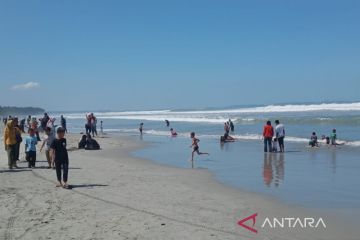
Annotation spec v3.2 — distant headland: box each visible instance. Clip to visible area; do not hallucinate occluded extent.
[0,106,45,116]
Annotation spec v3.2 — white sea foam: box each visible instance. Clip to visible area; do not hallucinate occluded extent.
[97,127,360,147]
[63,102,360,124]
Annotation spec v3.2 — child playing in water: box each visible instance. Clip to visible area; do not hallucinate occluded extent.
[309,132,319,147]
[190,132,209,161]
[330,129,337,145]
[170,128,178,137]
[272,138,278,152]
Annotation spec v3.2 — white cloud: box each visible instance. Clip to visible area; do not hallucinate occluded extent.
[11,81,40,90]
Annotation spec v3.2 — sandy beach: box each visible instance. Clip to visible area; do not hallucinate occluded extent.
[0,133,359,240]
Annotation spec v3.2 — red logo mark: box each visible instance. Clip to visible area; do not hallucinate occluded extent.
[238,213,258,234]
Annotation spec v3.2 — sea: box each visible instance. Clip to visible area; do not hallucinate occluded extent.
[48,102,360,209]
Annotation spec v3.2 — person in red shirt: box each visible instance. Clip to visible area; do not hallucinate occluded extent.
[263,121,274,152]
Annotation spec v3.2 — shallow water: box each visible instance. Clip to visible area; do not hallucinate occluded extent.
[133,135,360,209]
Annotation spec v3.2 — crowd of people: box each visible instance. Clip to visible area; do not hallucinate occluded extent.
[3,113,70,188]
[2,112,104,188]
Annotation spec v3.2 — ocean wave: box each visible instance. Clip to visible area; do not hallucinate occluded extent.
[171,102,360,114]
[66,114,228,123]
[61,102,360,124]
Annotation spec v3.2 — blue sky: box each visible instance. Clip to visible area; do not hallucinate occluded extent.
[0,0,359,111]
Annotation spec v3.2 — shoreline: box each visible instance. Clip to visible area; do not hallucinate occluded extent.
[0,133,359,239]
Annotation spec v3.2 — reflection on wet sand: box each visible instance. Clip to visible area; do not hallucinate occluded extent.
[263,153,285,188]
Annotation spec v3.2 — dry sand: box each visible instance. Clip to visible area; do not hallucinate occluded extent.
[0,133,359,240]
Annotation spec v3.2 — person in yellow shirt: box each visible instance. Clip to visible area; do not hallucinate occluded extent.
[3,120,18,169]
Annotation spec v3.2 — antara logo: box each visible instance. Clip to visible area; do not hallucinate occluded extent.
[238,213,327,234]
[238,213,258,233]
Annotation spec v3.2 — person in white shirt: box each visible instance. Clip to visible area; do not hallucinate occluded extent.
[40,127,56,169]
[275,120,285,152]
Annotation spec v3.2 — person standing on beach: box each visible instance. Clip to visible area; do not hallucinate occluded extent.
[275,120,285,152]
[31,117,41,141]
[190,132,209,161]
[40,127,55,169]
[3,120,18,169]
[263,121,274,153]
[47,118,56,134]
[100,120,103,134]
[85,114,92,135]
[26,115,31,130]
[60,115,67,133]
[139,123,144,135]
[41,113,50,131]
[13,117,23,161]
[25,128,38,168]
[51,127,70,189]
[90,113,98,137]
[19,118,26,133]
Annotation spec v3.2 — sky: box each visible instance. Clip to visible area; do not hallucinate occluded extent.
[0,0,359,111]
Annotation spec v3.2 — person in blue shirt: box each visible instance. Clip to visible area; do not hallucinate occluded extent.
[25,128,38,168]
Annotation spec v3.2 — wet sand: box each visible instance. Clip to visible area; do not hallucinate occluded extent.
[0,133,359,240]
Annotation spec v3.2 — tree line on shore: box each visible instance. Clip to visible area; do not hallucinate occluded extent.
[0,106,45,116]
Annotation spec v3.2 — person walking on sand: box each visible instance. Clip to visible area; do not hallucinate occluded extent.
[51,127,70,189]
[3,120,18,169]
[275,120,285,152]
[190,132,209,161]
[25,128,38,168]
[40,127,55,169]
[263,121,274,153]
